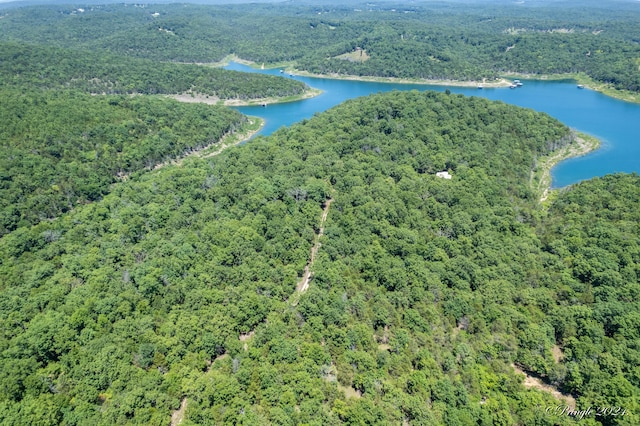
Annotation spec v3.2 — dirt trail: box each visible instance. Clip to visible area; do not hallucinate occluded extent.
[294,199,333,297]
[512,364,576,410]
[239,330,256,351]
[170,398,187,426]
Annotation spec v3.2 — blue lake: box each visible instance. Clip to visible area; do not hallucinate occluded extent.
[225,62,640,188]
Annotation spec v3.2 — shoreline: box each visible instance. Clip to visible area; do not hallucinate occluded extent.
[219,56,640,102]
[288,69,512,88]
[116,116,264,179]
[292,69,639,102]
[216,55,511,88]
[223,88,322,106]
[214,54,295,71]
[575,79,640,104]
[199,117,264,159]
[532,132,601,204]
[166,88,322,107]
[501,71,640,104]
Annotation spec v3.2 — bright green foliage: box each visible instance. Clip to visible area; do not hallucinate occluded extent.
[3,2,639,425]
[0,42,308,98]
[1,2,640,91]
[1,90,600,424]
[0,88,245,234]
[540,174,640,426]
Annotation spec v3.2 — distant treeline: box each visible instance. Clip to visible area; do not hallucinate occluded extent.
[1,2,639,91]
[0,42,308,98]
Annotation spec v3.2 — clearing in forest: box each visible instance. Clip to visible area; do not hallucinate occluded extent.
[512,363,576,410]
[334,49,370,62]
[170,398,187,426]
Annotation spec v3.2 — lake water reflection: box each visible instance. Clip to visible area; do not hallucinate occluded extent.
[225,62,639,188]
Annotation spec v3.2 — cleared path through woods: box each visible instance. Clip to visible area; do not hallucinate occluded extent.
[292,198,333,303]
[512,363,576,410]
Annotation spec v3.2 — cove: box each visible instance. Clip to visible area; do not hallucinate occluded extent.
[225,62,640,188]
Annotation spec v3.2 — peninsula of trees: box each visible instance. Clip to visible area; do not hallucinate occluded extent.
[2,90,639,424]
[0,42,309,99]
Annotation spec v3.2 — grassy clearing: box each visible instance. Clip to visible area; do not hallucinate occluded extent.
[334,49,370,62]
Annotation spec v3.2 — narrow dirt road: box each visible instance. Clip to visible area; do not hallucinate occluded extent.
[512,364,576,410]
[170,398,187,426]
[293,198,333,299]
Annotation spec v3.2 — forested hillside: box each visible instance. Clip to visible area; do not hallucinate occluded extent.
[1,1,640,425]
[0,88,246,234]
[0,42,308,99]
[2,90,638,425]
[1,2,639,93]
[0,34,310,236]
[539,174,640,418]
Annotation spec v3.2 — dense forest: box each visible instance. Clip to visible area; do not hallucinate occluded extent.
[1,90,638,424]
[0,42,308,99]
[1,2,640,92]
[1,1,640,425]
[0,88,249,235]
